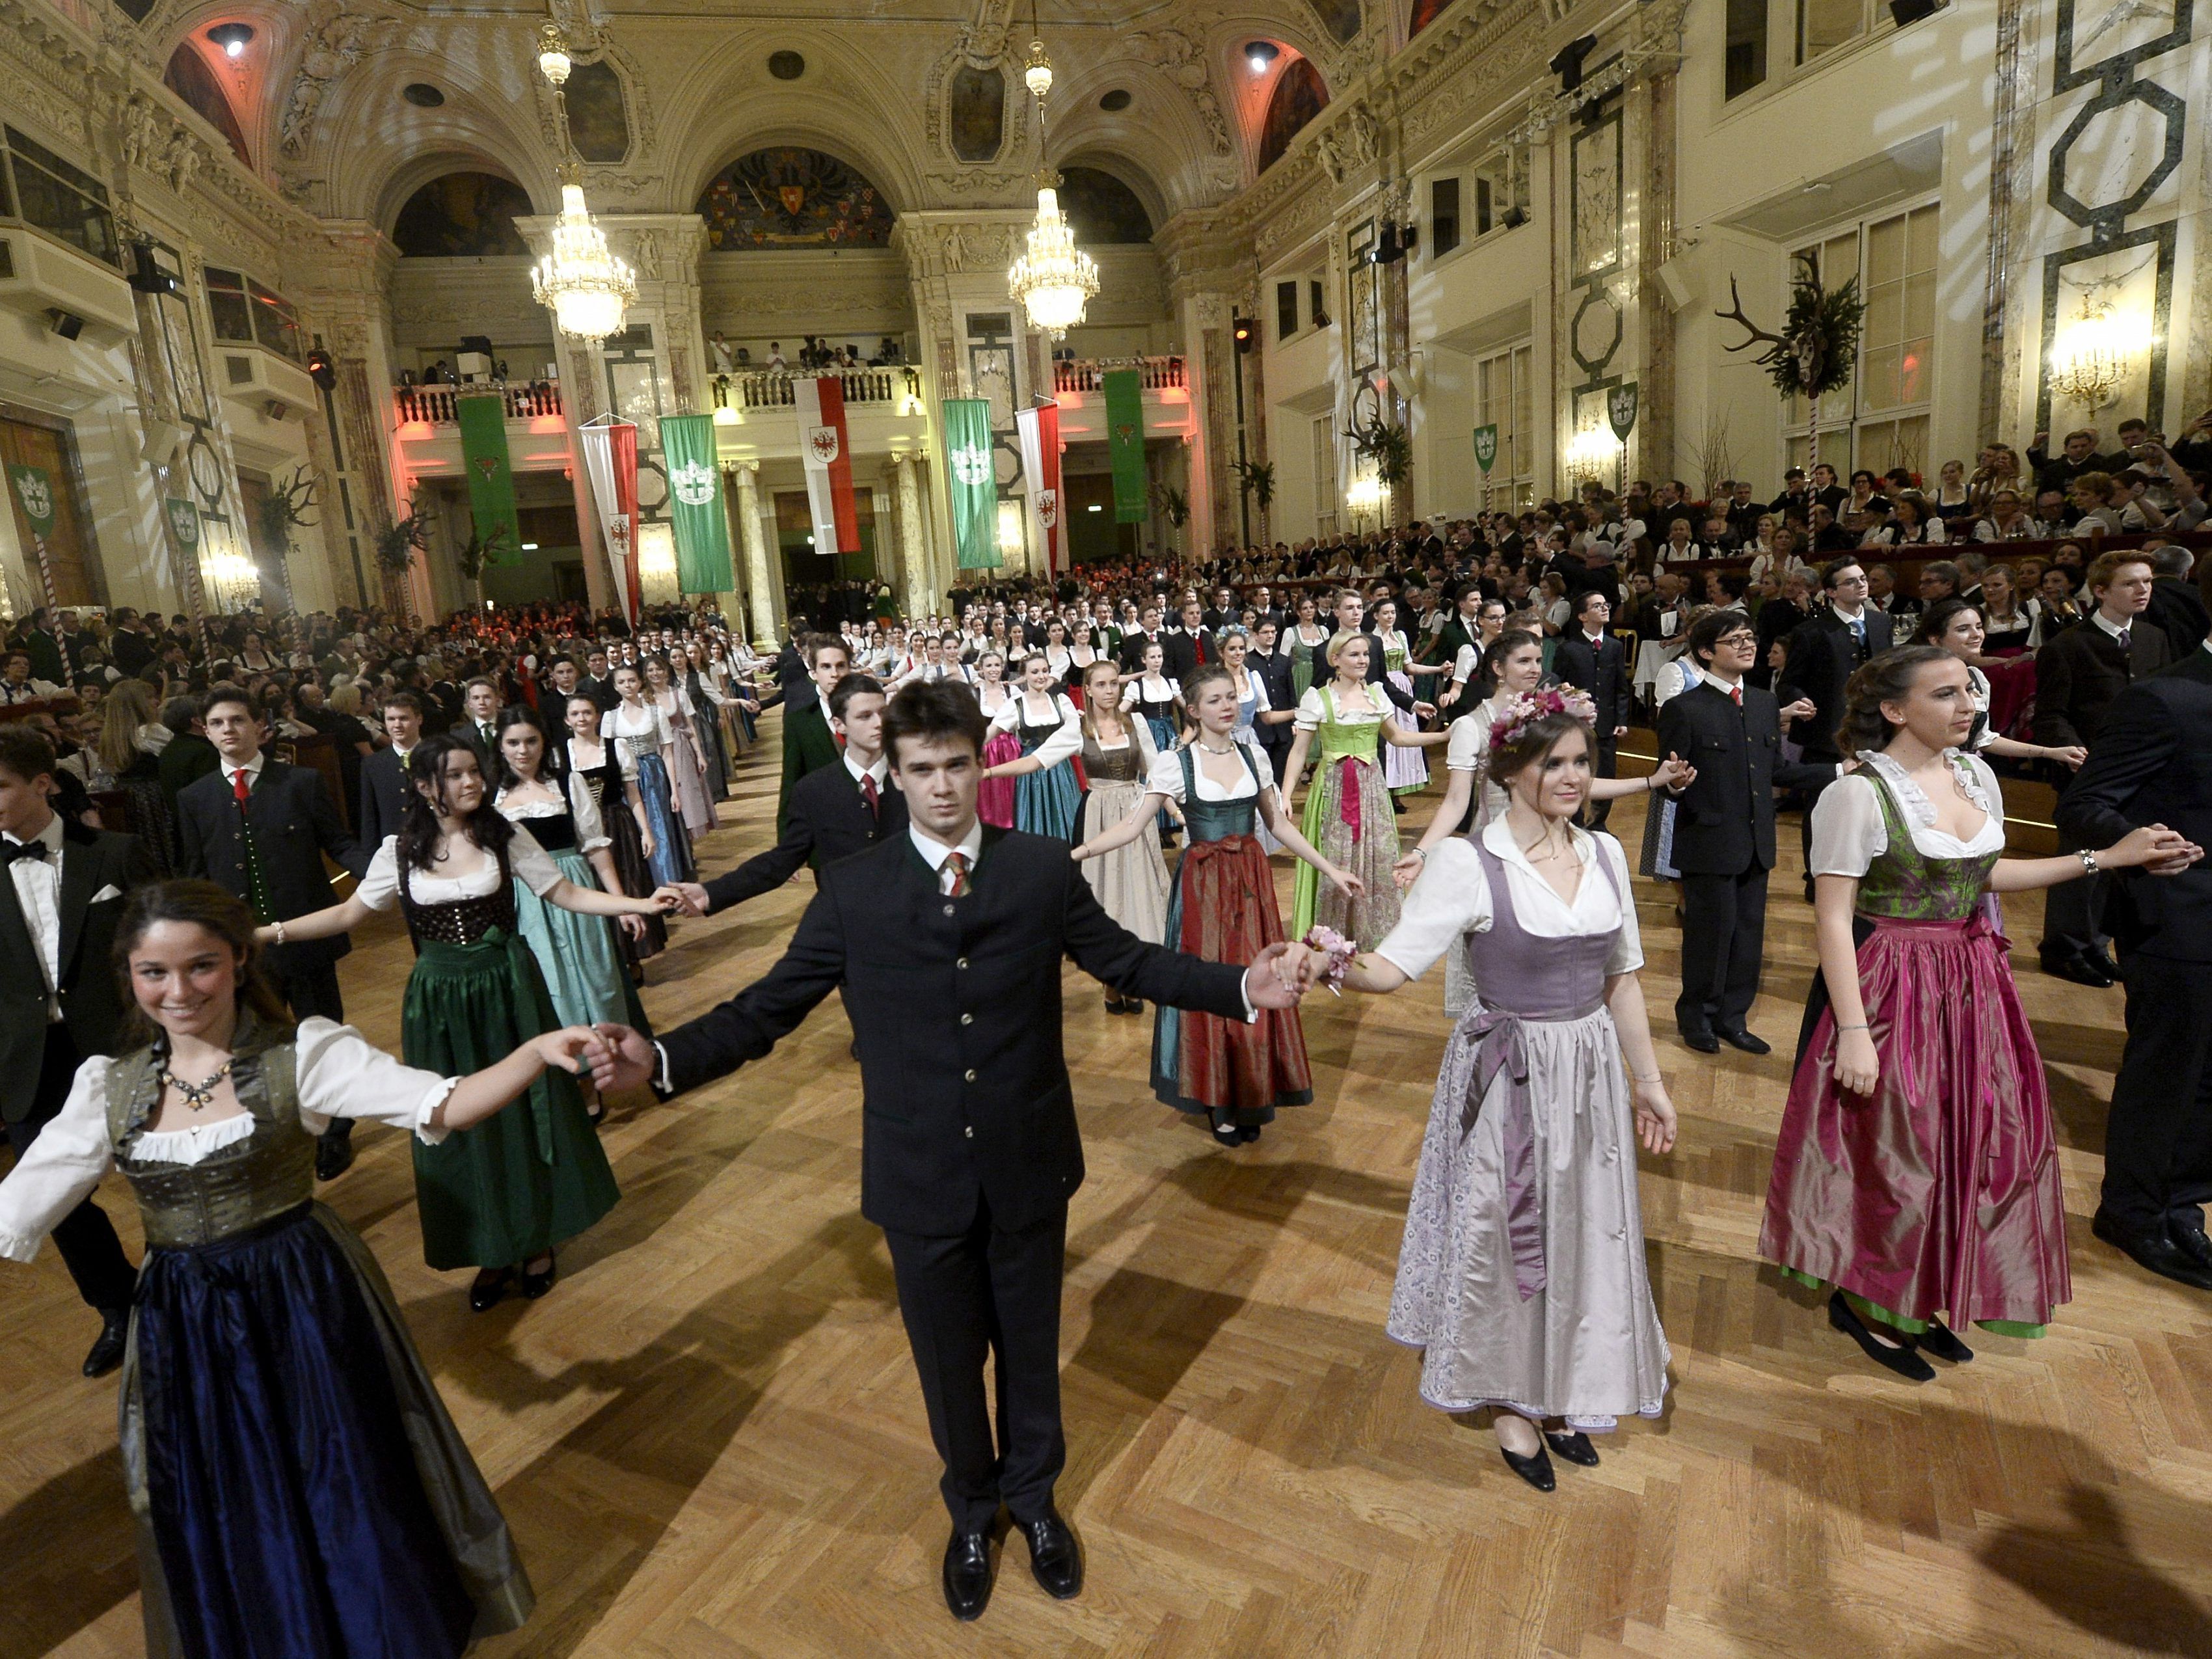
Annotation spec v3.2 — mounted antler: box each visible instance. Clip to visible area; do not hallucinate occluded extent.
[280,468,320,524]
[1714,275,1790,375]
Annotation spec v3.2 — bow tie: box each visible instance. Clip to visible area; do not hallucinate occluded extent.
[1,838,54,866]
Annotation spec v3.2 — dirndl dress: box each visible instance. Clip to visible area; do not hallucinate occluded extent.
[658,692,720,836]
[0,1015,534,1659]
[1382,638,1430,797]
[1152,742,1313,1126]
[496,783,653,1035]
[607,704,695,885]
[1009,696,1082,840]
[1761,757,2069,1337]
[570,738,665,965]
[1381,831,1671,1431]
[1291,684,1403,948]
[1077,727,1169,943]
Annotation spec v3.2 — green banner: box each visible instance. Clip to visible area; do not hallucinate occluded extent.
[1472,424,1498,474]
[455,393,522,565]
[165,498,200,548]
[661,413,735,593]
[7,464,55,535]
[1103,370,1147,523]
[943,398,1001,569]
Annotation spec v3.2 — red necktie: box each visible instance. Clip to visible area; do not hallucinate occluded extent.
[1731,685,1743,708]
[1196,636,1207,664]
[942,850,971,897]
[860,773,880,818]
[232,768,252,807]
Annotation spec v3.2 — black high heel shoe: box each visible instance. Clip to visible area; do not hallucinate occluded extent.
[469,1267,514,1313]
[519,1254,558,1300]
[1544,1430,1599,1467]
[1828,1290,1934,1381]
[1211,1117,1243,1147]
[1915,1317,1973,1364]
[1499,1444,1556,1492]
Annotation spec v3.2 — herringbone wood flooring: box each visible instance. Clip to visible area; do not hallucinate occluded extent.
[4,724,2210,1658]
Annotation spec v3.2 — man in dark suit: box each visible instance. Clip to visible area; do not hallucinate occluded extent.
[676,675,904,916]
[1551,589,1630,830]
[778,635,849,838]
[2144,542,2210,662]
[1245,617,1298,786]
[587,682,1306,1623]
[1116,602,1167,672]
[358,690,425,850]
[2036,551,2171,986]
[178,688,370,1178]
[577,647,622,714]
[459,677,502,764]
[1324,587,1425,716]
[1161,597,1215,682]
[156,692,221,803]
[2057,594,2212,1290]
[0,725,150,1375]
[1658,613,1834,1055]
[1777,556,1896,888]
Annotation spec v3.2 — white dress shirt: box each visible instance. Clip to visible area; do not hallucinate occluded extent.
[219,751,266,794]
[4,813,66,1020]
[843,753,891,791]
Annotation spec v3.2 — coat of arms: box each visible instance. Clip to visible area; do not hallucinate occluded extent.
[12,469,53,526]
[952,444,992,487]
[1607,381,1639,441]
[1472,424,1498,473]
[807,425,841,465]
[1035,489,1058,529]
[670,458,717,507]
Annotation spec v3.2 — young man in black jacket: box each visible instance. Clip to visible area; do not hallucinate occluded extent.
[588,681,1308,1623]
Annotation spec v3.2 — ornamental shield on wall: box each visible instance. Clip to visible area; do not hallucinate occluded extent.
[1472,424,1498,474]
[1607,381,1639,441]
[1036,488,1059,529]
[807,425,841,465]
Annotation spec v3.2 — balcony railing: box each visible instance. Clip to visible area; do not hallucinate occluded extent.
[1052,355,1186,394]
[394,381,564,425]
[718,366,920,410]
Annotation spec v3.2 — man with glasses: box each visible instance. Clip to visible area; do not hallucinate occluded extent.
[1778,558,1894,892]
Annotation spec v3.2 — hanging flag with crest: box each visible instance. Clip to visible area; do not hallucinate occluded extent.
[577,414,641,623]
[454,392,523,564]
[794,375,860,554]
[1014,398,1063,576]
[1103,368,1147,523]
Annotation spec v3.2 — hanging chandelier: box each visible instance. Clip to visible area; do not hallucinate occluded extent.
[529,18,636,342]
[2049,294,2138,413]
[1007,24,1098,340]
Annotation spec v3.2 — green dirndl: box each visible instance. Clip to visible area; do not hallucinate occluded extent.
[398,863,619,1272]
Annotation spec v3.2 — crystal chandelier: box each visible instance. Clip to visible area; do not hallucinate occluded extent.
[529,18,635,342]
[2049,294,2137,414]
[1007,25,1098,340]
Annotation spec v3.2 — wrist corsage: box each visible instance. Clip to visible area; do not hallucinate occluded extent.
[1301,925,1357,995]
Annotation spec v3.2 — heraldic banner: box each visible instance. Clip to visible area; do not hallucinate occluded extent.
[944,397,1001,569]
[1103,369,1147,524]
[576,415,641,623]
[795,375,860,554]
[1014,399,1062,576]
[662,413,735,593]
[455,393,523,563]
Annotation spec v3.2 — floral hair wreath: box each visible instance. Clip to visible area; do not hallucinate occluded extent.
[1488,686,1598,755]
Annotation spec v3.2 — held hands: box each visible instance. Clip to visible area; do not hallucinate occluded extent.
[1833,1028,1880,1098]
[1649,751,1696,793]
[1245,941,1310,1008]
[1632,1077,1677,1154]
[666,881,712,916]
[2046,745,2088,770]
[1781,698,1816,727]
[532,1027,605,1076]
[645,885,690,914]
[587,1023,658,1094]
[2108,823,2204,876]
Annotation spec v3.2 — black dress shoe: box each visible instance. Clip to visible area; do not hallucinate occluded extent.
[2083,944,2122,980]
[2170,1222,2212,1270]
[314,1135,355,1181]
[469,1267,515,1313]
[1828,1291,1935,1380]
[1499,1444,1556,1491]
[2092,1210,2212,1290]
[941,1528,995,1621]
[520,1256,557,1300]
[1680,1028,1721,1055]
[1544,1430,1600,1467]
[1016,1509,1083,1600]
[2041,951,2114,989]
[83,1308,129,1379]
[1718,1028,1772,1056]
[1917,1318,1973,1364]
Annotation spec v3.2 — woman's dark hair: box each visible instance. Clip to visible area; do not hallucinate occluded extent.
[492,703,558,789]
[1837,643,1956,756]
[1492,710,1595,789]
[1482,627,1543,677]
[1910,597,1983,648]
[883,679,989,768]
[112,879,293,1046]
[398,733,515,872]
[1180,662,1236,710]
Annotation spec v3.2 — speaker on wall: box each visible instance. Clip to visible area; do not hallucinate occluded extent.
[46,309,84,340]
[1889,0,1941,25]
[141,417,187,465]
[1652,257,1694,312]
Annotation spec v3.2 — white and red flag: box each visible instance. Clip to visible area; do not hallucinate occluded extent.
[1014,398,1063,576]
[576,414,640,623]
[794,375,860,554]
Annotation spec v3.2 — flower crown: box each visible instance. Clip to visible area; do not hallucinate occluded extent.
[1489,685,1598,753]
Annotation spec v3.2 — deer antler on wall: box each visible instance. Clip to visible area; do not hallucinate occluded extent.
[1714,254,1864,403]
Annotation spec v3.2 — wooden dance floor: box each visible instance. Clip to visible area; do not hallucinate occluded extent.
[4,725,2209,1659]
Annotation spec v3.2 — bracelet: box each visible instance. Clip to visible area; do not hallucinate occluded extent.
[1646,774,1657,792]
[274,919,287,945]
[2079,848,2100,876]
[1837,1022,1869,1031]
[1632,1071,1664,1083]
[1407,846,1428,863]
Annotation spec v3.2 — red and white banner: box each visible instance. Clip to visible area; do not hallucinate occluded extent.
[1014,399,1063,576]
[576,414,640,623]
[794,375,860,555]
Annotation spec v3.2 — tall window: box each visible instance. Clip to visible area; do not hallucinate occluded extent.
[1798,0,1867,61]
[1726,0,1769,96]
[1276,279,1300,342]
[1429,178,1461,258]
[1785,202,1937,478]
[205,268,305,363]
[1476,342,1534,509]
[1,126,118,268]
[1311,414,1338,537]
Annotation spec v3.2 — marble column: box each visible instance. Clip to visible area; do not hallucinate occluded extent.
[733,461,781,643]
[896,455,931,616]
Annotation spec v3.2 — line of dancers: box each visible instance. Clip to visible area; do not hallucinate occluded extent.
[0,565,2204,1651]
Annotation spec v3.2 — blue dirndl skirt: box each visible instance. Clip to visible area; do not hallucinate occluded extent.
[634,751,694,885]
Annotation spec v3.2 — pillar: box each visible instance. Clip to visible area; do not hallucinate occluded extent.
[896,454,931,616]
[733,461,781,643]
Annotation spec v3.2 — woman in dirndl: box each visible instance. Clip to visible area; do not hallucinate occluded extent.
[1762,647,2189,1380]
[981,651,1083,840]
[1073,664,1360,1146]
[271,736,673,1312]
[643,653,719,835]
[1371,597,1448,800]
[971,649,1021,830]
[1325,697,1677,1492]
[1282,630,1446,948]
[0,880,586,1658]
[1067,658,1168,1012]
[602,663,694,885]
[562,692,666,970]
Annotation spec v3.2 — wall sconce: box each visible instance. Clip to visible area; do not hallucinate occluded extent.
[2049,296,2144,414]
[997,498,1027,558]
[1567,424,1620,480]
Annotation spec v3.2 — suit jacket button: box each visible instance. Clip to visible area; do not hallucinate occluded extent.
[964,1125,975,1139]
[964,1068,977,1083]
[960,1012,973,1025]
[943,903,955,917]
[956,956,969,969]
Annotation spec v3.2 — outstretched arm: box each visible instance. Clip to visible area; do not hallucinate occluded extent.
[1072,789,1174,861]
[1255,785,1362,898]
[259,890,373,944]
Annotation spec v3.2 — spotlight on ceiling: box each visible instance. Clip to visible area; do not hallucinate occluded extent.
[1245,40,1280,75]
[206,21,255,58]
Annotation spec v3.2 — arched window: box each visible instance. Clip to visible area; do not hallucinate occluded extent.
[391,173,533,258]
[1258,60,1329,174]
[1057,167,1152,243]
[162,44,249,169]
[694,149,895,250]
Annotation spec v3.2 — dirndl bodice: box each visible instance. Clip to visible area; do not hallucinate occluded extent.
[1082,731,1144,785]
[517,806,580,854]
[1855,771,2003,923]
[1133,692,1178,724]
[103,1016,314,1250]
[1314,687,1382,768]
[1179,743,1263,843]
[1019,714,1063,755]
[398,845,517,947]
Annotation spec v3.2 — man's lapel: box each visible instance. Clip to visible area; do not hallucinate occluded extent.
[56,828,98,983]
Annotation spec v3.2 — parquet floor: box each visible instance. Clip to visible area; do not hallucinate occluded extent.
[5,721,2211,1658]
